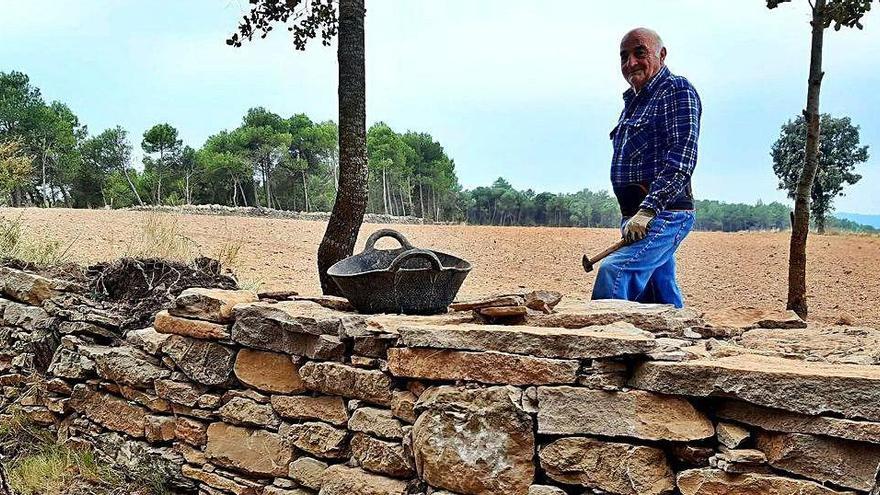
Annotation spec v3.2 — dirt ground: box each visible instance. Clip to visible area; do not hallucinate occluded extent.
[4,207,879,328]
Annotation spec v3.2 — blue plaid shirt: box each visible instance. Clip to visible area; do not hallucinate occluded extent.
[610,65,701,213]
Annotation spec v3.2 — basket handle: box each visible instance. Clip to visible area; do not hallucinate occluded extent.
[363,229,414,252]
[388,249,442,272]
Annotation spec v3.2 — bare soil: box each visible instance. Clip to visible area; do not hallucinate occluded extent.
[4,207,879,328]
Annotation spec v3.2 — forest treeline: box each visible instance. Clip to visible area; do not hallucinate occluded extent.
[1,71,875,234]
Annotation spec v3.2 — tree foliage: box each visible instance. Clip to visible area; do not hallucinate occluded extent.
[772,114,869,233]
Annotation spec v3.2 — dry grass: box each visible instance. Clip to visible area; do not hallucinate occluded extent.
[0,410,168,495]
[0,215,73,266]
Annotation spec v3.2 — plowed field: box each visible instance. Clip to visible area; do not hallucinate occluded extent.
[4,207,878,328]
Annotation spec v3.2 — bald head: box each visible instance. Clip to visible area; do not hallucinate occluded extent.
[619,27,667,92]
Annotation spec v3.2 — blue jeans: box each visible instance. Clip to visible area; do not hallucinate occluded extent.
[591,210,695,308]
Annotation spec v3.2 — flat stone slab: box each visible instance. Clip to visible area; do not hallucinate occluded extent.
[756,431,880,491]
[676,468,855,495]
[397,321,655,359]
[695,306,805,337]
[527,299,702,336]
[536,387,714,441]
[171,288,257,323]
[0,267,76,305]
[737,325,880,365]
[388,347,579,385]
[630,354,880,421]
[718,400,880,445]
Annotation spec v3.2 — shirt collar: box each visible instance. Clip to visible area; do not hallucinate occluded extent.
[622,65,671,103]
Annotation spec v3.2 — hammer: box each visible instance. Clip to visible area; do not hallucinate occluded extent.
[582,238,629,273]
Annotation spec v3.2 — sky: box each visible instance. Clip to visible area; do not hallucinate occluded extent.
[2,1,878,214]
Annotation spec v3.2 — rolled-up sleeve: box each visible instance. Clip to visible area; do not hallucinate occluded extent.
[640,84,701,212]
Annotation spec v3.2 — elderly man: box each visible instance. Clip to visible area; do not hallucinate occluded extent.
[591,28,701,308]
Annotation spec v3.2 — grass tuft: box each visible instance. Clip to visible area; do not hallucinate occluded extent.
[0,215,74,266]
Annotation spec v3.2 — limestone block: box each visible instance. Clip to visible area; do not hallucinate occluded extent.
[163,335,236,387]
[387,348,579,386]
[271,394,348,426]
[300,362,393,406]
[181,464,258,495]
[536,387,714,441]
[350,433,415,478]
[715,422,750,449]
[205,422,291,477]
[717,400,880,444]
[126,327,170,355]
[78,344,170,388]
[397,321,655,359]
[756,431,880,491]
[69,385,147,438]
[154,310,229,340]
[279,421,349,459]
[539,437,674,495]
[412,385,534,494]
[219,396,280,429]
[526,299,702,336]
[232,311,345,360]
[175,416,208,446]
[171,288,257,322]
[631,355,880,421]
[528,486,566,495]
[319,465,409,495]
[144,415,176,443]
[0,267,70,305]
[348,407,405,440]
[676,468,856,495]
[289,457,328,490]
[154,379,205,407]
[234,349,305,394]
[391,390,417,424]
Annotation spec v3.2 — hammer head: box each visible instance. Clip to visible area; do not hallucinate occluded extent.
[582,254,595,273]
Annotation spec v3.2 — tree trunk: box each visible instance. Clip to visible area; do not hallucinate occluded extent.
[787,0,825,319]
[419,181,425,218]
[317,0,368,296]
[381,166,388,214]
[302,169,310,212]
[122,166,144,206]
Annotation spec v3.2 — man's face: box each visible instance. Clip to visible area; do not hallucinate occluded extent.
[620,31,666,92]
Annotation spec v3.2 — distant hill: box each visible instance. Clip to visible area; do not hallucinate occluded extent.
[834,212,880,229]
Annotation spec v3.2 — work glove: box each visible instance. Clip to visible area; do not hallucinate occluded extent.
[623,208,655,242]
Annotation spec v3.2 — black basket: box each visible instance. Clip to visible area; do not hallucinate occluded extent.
[327,229,471,315]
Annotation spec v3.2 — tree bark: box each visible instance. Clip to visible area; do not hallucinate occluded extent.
[317,0,368,295]
[787,0,826,319]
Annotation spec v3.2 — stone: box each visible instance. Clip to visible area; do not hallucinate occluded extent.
[205,422,291,477]
[388,348,578,386]
[716,422,750,449]
[233,349,305,394]
[577,359,628,390]
[41,292,122,329]
[352,333,399,358]
[279,421,349,459]
[756,431,880,491]
[528,486,566,495]
[397,321,655,360]
[539,437,674,495]
[412,385,534,494]
[737,325,880,365]
[78,344,170,388]
[391,390,417,423]
[171,288,257,322]
[125,327,170,355]
[219,397,280,429]
[709,449,767,474]
[350,433,415,478]
[271,394,348,426]
[163,335,236,387]
[0,267,71,305]
[174,442,208,465]
[536,387,713,441]
[232,311,346,360]
[449,295,525,311]
[669,444,714,468]
[676,468,856,495]
[154,310,229,340]
[48,347,95,379]
[291,294,354,312]
[630,354,880,421]
[2,302,53,330]
[289,457,328,490]
[69,385,147,438]
[299,362,393,406]
[145,415,177,443]
[349,407,405,440]
[319,465,409,495]
[697,306,806,337]
[478,305,528,318]
[525,290,563,313]
[175,416,208,446]
[527,299,702,336]
[717,400,880,444]
[181,465,258,495]
[155,379,205,407]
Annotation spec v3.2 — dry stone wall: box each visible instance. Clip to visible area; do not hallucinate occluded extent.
[2,265,880,494]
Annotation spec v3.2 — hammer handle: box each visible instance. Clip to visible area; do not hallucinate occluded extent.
[593,238,628,264]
